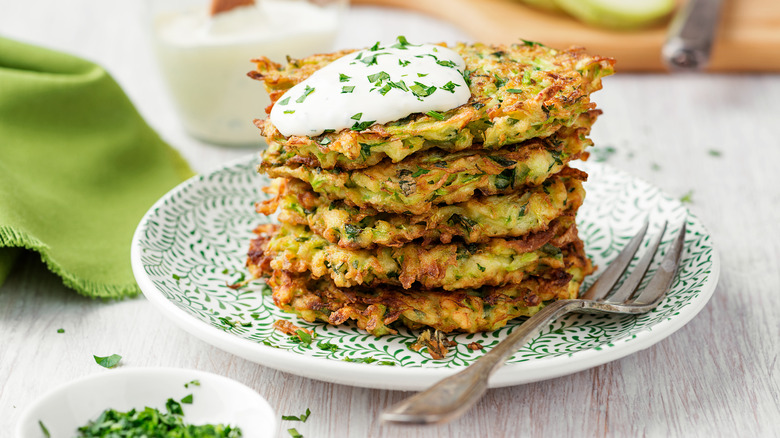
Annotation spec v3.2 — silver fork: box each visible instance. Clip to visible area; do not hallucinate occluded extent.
[382,220,686,425]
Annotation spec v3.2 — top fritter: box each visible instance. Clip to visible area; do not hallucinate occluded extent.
[249,38,614,170]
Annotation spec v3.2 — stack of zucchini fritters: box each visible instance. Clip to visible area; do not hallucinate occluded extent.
[247,41,614,337]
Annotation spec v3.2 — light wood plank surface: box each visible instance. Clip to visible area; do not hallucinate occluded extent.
[1,2,779,437]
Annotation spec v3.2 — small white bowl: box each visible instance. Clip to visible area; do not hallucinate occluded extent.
[16,367,276,438]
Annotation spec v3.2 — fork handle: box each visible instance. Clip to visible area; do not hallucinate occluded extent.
[381,299,584,424]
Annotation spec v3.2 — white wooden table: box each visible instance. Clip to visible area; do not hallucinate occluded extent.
[2,2,779,437]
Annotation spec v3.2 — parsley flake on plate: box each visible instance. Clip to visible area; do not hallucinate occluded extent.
[282,408,311,422]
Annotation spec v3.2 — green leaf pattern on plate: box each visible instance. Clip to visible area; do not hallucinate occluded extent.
[135,157,715,368]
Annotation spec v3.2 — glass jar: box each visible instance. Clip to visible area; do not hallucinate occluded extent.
[148,0,348,146]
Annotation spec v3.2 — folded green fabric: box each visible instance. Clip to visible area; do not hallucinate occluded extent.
[0,37,194,298]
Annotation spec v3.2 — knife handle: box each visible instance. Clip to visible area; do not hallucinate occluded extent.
[662,0,725,71]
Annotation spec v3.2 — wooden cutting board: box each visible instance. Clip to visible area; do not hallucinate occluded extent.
[354,0,780,72]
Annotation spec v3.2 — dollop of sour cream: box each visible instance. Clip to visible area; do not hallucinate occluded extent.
[270,37,470,137]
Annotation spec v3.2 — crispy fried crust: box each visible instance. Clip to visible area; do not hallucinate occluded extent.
[261,250,593,336]
[259,113,594,215]
[250,43,614,168]
[247,218,587,291]
[258,167,587,249]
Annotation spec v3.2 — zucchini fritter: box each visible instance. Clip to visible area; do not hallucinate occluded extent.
[258,168,586,249]
[250,43,614,169]
[260,118,592,215]
[263,250,592,336]
[248,219,583,291]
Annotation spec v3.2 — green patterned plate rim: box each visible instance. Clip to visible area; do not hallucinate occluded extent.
[131,155,719,390]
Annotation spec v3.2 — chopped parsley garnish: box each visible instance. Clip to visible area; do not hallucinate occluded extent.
[518,203,528,217]
[166,398,184,416]
[351,120,375,131]
[448,213,478,234]
[180,394,193,404]
[426,110,445,120]
[359,142,374,160]
[184,380,200,388]
[436,59,457,68]
[462,69,473,87]
[708,149,722,157]
[39,420,50,438]
[288,428,303,438]
[282,408,311,422]
[57,328,65,333]
[367,71,391,84]
[369,41,381,51]
[341,86,355,94]
[520,38,544,47]
[278,96,290,106]
[390,80,409,92]
[506,88,523,94]
[343,356,395,365]
[343,223,362,240]
[494,168,515,190]
[284,110,295,114]
[317,341,339,352]
[296,85,315,103]
[294,329,313,346]
[218,316,252,329]
[391,35,415,49]
[76,398,242,437]
[410,81,436,99]
[351,112,363,121]
[398,59,410,67]
[93,354,122,369]
[358,52,386,66]
[417,72,428,77]
[488,155,517,167]
[680,190,694,203]
[339,73,351,82]
[441,81,459,93]
[411,168,430,177]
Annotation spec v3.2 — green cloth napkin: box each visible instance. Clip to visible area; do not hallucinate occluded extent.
[0,37,194,298]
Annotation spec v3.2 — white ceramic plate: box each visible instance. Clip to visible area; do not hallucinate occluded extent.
[131,155,719,391]
[16,367,275,438]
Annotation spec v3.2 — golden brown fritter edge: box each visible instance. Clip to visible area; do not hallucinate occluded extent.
[246,215,585,291]
[258,167,587,249]
[253,246,593,337]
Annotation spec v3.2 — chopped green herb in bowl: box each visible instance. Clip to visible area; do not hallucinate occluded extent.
[76,397,242,437]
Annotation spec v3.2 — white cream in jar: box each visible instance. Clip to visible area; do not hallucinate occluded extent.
[153,1,341,145]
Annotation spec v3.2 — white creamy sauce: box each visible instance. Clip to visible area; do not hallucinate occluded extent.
[153,1,340,145]
[270,39,470,137]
